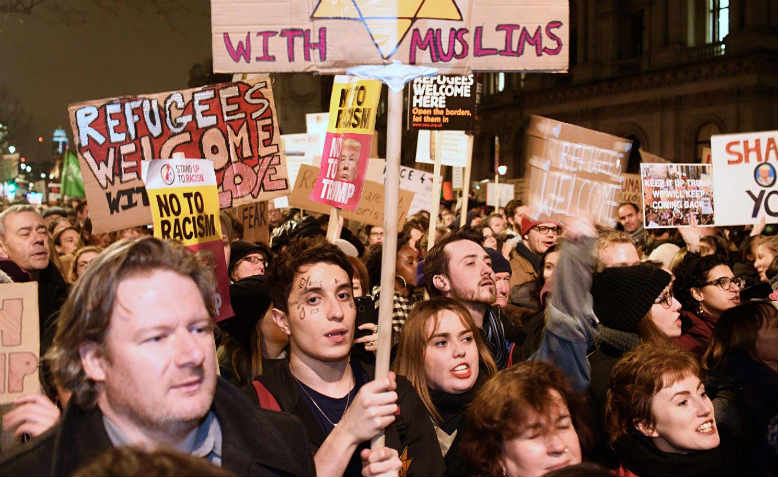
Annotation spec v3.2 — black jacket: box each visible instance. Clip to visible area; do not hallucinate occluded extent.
[252,359,445,477]
[0,378,315,476]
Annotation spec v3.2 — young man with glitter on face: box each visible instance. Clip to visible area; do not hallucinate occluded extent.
[253,238,444,477]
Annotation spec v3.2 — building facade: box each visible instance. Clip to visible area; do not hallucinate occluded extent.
[473,0,777,180]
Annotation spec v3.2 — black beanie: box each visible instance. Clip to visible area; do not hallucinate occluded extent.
[229,240,271,275]
[591,264,672,333]
[219,276,273,352]
[485,247,511,274]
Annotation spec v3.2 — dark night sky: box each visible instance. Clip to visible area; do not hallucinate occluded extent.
[0,0,212,165]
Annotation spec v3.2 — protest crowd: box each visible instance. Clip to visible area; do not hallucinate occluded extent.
[0,190,775,477]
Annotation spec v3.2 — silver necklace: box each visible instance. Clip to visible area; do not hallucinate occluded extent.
[296,380,352,428]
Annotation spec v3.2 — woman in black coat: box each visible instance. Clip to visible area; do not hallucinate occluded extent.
[394,297,497,475]
[702,301,777,476]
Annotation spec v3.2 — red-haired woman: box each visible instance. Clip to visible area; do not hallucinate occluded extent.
[606,343,738,476]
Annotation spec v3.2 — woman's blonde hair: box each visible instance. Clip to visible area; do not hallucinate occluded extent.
[394,297,496,424]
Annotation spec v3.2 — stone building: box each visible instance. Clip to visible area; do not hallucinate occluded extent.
[474,0,777,180]
[268,0,776,184]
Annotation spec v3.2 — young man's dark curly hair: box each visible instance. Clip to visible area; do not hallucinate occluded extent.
[267,236,353,313]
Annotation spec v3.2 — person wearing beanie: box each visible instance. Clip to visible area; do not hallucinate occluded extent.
[217,276,287,386]
[228,240,272,282]
[485,247,511,309]
[587,264,682,465]
[508,216,561,290]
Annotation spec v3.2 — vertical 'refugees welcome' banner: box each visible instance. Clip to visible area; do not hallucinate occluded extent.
[310,76,381,210]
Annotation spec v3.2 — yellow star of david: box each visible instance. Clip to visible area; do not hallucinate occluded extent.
[311,0,463,59]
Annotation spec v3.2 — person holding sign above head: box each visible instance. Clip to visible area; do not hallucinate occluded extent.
[0,237,314,476]
[252,238,442,477]
[425,230,512,369]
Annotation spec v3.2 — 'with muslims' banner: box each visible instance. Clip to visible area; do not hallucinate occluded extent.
[310,76,381,210]
[142,158,233,321]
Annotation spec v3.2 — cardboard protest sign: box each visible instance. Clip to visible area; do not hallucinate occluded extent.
[211,0,569,74]
[310,76,381,210]
[407,74,476,130]
[641,164,714,228]
[0,154,19,182]
[711,131,778,226]
[68,77,288,233]
[366,158,435,215]
[639,149,669,163]
[525,115,630,227]
[235,201,269,244]
[486,182,515,207]
[616,173,642,208]
[416,130,470,166]
[0,283,40,404]
[142,158,234,321]
[291,164,413,227]
[701,146,712,164]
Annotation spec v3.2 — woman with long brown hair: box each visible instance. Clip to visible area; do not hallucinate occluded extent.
[394,297,497,474]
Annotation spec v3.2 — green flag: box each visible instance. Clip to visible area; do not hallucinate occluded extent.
[61,150,85,198]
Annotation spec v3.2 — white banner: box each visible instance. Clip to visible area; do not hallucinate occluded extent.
[711,130,778,226]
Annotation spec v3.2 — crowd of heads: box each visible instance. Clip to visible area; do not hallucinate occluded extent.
[0,195,776,476]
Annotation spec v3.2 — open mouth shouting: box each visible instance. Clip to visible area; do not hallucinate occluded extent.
[451,363,472,380]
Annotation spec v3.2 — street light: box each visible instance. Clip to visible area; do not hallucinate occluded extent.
[41,173,47,179]
[497,165,507,176]
[7,145,15,153]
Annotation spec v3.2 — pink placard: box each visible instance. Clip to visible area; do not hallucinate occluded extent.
[309,132,371,210]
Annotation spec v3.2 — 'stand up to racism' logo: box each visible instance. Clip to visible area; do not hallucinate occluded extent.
[311,0,463,59]
[160,164,175,186]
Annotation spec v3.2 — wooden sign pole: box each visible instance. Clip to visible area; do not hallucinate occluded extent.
[459,135,474,228]
[427,131,442,251]
[325,207,342,243]
[371,87,402,450]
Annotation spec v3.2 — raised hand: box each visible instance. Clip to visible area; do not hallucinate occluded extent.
[2,394,61,438]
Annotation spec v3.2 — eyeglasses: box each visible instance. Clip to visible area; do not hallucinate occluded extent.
[654,289,675,309]
[534,225,562,235]
[240,255,267,266]
[701,276,745,290]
